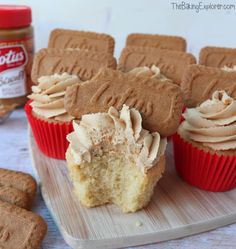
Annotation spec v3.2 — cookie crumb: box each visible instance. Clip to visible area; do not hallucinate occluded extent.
[135,220,143,227]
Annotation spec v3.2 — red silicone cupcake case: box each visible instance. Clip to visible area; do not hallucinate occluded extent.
[172,133,236,192]
[25,100,73,160]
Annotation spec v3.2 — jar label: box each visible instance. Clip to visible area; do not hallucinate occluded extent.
[0,45,28,98]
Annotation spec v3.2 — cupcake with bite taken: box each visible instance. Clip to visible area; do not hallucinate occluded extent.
[25,73,80,159]
[66,105,167,212]
[173,90,236,191]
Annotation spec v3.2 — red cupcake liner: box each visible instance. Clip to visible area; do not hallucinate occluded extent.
[168,106,186,141]
[180,106,186,123]
[25,101,73,160]
[172,133,236,192]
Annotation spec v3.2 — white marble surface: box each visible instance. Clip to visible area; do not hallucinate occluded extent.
[0,108,235,249]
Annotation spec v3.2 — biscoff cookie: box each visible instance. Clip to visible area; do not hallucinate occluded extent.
[0,200,47,249]
[31,48,117,84]
[48,28,115,54]
[126,33,186,51]
[0,186,31,210]
[181,64,236,107]
[199,46,236,68]
[118,46,196,85]
[64,68,183,137]
[0,168,37,201]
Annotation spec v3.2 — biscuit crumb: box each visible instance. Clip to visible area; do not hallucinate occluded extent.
[0,104,16,118]
[135,220,143,227]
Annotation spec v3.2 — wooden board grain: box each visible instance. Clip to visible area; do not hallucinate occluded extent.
[29,133,236,249]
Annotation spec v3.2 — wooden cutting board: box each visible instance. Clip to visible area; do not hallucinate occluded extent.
[29,132,236,249]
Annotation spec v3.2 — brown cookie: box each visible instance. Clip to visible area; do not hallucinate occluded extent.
[31,48,117,83]
[0,186,31,209]
[199,46,236,68]
[0,200,47,249]
[118,46,196,85]
[126,33,186,51]
[181,64,236,107]
[0,168,37,201]
[48,28,115,54]
[65,68,183,137]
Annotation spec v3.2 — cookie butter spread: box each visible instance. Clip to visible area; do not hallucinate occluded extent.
[180,91,236,150]
[67,105,167,173]
[128,65,168,80]
[0,5,34,107]
[28,73,80,122]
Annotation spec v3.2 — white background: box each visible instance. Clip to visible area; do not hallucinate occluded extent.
[1,0,236,59]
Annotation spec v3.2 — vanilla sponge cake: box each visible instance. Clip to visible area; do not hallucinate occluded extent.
[66,105,167,213]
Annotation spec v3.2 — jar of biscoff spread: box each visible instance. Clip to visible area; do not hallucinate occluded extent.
[0,5,34,108]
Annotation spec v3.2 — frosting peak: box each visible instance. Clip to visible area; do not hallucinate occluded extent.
[222,65,236,72]
[198,91,233,115]
[128,65,168,81]
[67,105,167,173]
[180,90,236,150]
[28,73,80,122]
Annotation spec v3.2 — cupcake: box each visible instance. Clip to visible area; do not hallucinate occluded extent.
[25,73,80,159]
[66,105,167,213]
[173,90,236,191]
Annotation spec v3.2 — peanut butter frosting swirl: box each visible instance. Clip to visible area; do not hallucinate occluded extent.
[128,65,168,80]
[67,105,167,173]
[28,73,80,122]
[180,91,236,150]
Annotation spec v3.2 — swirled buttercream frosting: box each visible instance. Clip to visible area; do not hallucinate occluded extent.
[67,104,167,173]
[28,73,80,122]
[180,91,236,150]
[222,65,236,72]
[128,65,168,80]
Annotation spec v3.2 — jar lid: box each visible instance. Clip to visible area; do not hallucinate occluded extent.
[0,5,32,29]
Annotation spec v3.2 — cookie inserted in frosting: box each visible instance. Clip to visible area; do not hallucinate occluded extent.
[180,90,236,150]
[28,73,80,122]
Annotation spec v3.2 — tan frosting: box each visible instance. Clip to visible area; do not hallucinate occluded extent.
[180,91,236,150]
[28,73,80,122]
[67,105,167,173]
[128,65,168,80]
[222,65,236,72]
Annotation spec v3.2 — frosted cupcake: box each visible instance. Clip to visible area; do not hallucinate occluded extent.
[66,105,167,213]
[173,90,236,191]
[25,73,80,159]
